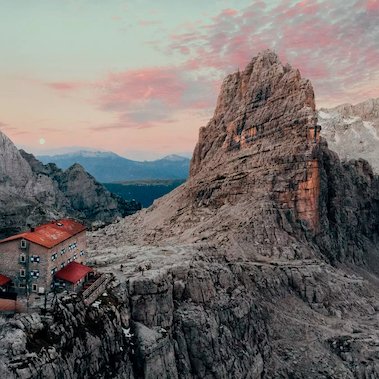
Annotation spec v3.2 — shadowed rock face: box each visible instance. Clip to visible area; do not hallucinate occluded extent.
[1,51,379,379]
[0,134,140,238]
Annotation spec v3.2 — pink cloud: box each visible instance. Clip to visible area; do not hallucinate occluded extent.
[46,81,84,91]
[40,0,379,135]
[163,0,379,107]
[99,67,186,111]
[365,0,379,11]
[94,66,216,129]
[219,8,238,16]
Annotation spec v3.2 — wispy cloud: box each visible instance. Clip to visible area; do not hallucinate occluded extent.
[92,66,216,129]
[164,0,379,106]
[45,81,86,91]
[41,0,379,134]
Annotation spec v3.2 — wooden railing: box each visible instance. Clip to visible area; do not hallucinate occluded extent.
[81,274,110,306]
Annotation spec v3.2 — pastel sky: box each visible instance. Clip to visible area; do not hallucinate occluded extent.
[0,0,378,160]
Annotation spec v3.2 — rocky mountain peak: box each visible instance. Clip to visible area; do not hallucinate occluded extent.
[0,130,33,187]
[97,51,378,267]
[188,50,320,233]
[325,97,379,120]
[190,49,316,177]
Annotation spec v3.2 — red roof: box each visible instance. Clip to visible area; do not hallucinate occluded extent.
[0,219,86,249]
[55,261,93,284]
[0,274,11,286]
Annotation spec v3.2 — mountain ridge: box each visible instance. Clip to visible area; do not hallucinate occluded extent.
[37,151,190,182]
[319,97,379,173]
[0,130,140,238]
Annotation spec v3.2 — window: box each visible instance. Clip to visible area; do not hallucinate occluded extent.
[61,248,66,255]
[51,267,57,276]
[20,254,26,263]
[20,239,27,249]
[68,242,78,251]
[73,254,77,260]
[51,253,58,261]
[67,257,72,264]
[19,269,26,277]
[30,270,40,278]
[80,250,84,256]
[60,262,65,269]
[32,284,37,292]
[30,255,40,263]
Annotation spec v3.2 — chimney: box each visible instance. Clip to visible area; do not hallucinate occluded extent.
[31,227,35,232]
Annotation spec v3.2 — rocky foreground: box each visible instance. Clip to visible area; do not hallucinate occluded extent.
[1,50,379,378]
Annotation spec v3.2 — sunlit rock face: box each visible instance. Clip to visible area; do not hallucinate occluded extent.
[189,50,321,233]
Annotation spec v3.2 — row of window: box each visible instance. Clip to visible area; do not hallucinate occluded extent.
[51,241,78,260]
[20,249,84,263]
[18,250,85,279]
[20,269,40,278]
[68,242,78,251]
[18,283,38,292]
[20,255,40,263]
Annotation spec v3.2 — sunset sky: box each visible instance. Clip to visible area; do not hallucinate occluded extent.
[0,0,378,160]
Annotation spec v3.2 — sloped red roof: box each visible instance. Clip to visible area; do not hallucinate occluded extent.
[0,274,11,286]
[55,261,93,284]
[0,219,86,249]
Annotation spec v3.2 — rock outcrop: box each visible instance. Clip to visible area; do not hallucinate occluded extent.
[0,131,140,238]
[1,50,379,378]
[319,98,379,173]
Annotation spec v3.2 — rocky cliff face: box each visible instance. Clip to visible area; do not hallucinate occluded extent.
[319,98,379,174]
[0,132,140,238]
[1,51,379,378]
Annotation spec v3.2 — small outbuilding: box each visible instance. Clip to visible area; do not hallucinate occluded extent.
[54,261,94,292]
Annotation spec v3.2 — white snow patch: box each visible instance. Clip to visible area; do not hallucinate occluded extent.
[318,111,332,119]
[363,121,379,140]
[343,116,360,125]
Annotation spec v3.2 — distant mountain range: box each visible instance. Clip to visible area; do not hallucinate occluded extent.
[37,151,191,182]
